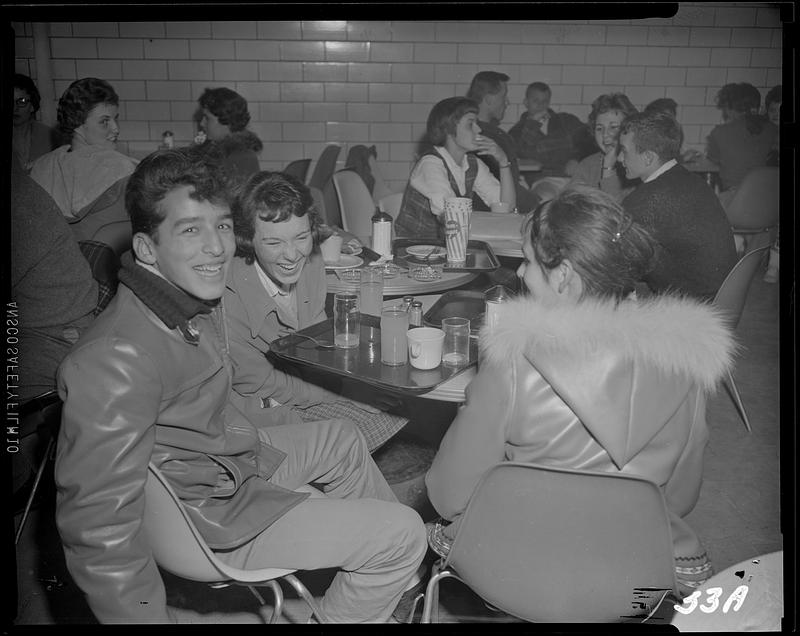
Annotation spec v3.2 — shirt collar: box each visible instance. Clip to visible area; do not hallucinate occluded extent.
[255,262,291,298]
[644,158,678,183]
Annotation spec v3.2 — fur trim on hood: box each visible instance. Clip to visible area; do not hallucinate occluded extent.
[217,129,263,155]
[480,294,736,392]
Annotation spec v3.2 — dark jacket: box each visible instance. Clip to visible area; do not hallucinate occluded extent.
[204,129,263,185]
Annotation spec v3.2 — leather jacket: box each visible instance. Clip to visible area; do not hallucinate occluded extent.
[426,294,735,565]
[55,267,307,623]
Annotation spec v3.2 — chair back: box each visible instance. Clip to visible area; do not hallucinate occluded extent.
[377,192,403,222]
[333,169,376,237]
[712,246,770,331]
[144,463,296,584]
[446,462,678,623]
[308,145,341,192]
[723,167,779,231]
[283,158,311,183]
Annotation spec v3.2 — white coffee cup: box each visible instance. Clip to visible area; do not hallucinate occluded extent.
[490,201,511,214]
[321,234,344,264]
[407,327,445,370]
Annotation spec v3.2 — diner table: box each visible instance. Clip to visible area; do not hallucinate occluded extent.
[683,156,720,193]
[326,267,477,296]
[669,550,783,631]
[469,210,525,258]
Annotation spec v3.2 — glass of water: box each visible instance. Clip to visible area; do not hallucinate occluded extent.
[441,317,470,367]
[333,293,360,349]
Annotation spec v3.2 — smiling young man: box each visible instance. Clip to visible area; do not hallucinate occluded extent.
[619,111,737,300]
[54,148,426,624]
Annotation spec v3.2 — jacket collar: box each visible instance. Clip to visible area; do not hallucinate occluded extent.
[117,251,217,345]
[228,256,275,338]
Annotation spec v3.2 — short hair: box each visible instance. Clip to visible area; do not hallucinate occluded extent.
[644,97,678,118]
[619,111,683,163]
[587,93,637,129]
[715,82,761,114]
[126,146,233,241]
[523,185,657,302]
[232,171,322,266]
[765,85,782,110]
[525,82,551,99]
[466,71,510,103]
[426,97,479,146]
[198,87,250,132]
[57,77,119,138]
[14,73,41,113]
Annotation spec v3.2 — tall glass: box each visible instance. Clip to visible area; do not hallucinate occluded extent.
[441,317,470,367]
[359,267,384,317]
[333,293,360,349]
[380,307,409,366]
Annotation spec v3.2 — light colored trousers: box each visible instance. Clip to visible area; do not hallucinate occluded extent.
[216,419,427,623]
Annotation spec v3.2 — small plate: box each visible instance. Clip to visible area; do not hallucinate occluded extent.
[325,255,364,270]
[406,245,447,259]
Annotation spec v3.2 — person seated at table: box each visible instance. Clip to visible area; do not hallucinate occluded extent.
[54,146,427,624]
[224,170,409,452]
[395,97,516,239]
[567,92,639,202]
[425,185,735,596]
[508,82,595,185]
[29,77,138,256]
[194,86,263,186]
[707,82,779,207]
[12,73,62,171]
[465,70,539,213]
[619,111,737,300]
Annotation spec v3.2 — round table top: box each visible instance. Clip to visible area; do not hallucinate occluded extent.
[326,269,477,297]
[669,550,783,631]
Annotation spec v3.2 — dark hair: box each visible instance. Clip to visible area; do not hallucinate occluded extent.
[57,77,119,138]
[587,93,637,129]
[765,85,782,109]
[426,97,479,146]
[525,82,551,98]
[523,186,656,302]
[232,171,321,265]
[14,73,41,113]
[619,111,683,163]
[126,146,233,240]
[466,71,510,103]
[715,82,767,135]
[644,97,678,118]
[198,87,250,132]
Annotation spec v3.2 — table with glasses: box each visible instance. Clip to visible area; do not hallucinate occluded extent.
[326,267,477,296]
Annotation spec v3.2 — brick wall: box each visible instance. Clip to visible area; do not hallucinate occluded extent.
[13,4,785,192]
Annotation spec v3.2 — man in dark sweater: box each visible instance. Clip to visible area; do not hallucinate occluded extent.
[619,112,737,300]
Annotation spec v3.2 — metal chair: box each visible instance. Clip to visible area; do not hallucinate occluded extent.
[712,245,771,433]
[332,169,376,238]
[307,145,341,192]
[723,166,779,253]
[421,462,679,623]
[283,158,311,184]
[144,462,331,624]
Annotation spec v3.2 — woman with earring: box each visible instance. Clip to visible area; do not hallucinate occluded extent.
[425,186,736,596]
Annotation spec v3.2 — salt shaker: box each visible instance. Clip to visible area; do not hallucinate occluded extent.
[408,301,423,329]
[484,285,513,330]
[401,296,415,311]
[371,204,393,260]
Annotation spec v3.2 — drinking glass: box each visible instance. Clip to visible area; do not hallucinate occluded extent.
[359,267,384,317]
[380,307,409,366]
[441,317,470,367]
[333,293,360,349]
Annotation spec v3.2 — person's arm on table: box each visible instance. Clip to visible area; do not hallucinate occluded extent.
[55,339,171,623]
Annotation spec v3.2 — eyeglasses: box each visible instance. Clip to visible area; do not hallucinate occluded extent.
[15,97,31,107]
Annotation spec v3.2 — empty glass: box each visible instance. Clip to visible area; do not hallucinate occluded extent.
[441,317,470,367]
[333,293,360,349]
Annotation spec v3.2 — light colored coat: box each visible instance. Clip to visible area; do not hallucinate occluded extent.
[426,293,736,575]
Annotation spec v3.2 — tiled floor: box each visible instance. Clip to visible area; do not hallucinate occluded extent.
[9,271,784,626]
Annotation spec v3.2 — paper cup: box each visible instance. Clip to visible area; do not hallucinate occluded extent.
[443,197,472,264]
[407,327,445,370]
[321,234,344,264]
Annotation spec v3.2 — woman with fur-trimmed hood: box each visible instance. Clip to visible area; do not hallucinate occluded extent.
[425,186,736,596]
[195,87,263,185]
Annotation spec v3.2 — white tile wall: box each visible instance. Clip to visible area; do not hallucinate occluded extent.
[14,5,784,190]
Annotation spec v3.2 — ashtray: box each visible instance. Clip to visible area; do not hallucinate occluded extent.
[409,264,443,282]
[337,268,362,282]
[369,262,403,279]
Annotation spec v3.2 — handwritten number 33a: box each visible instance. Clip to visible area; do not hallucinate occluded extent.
[673,585,749,615]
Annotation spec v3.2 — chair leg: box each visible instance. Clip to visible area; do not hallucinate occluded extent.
[725,370,752,433]
[283,573,331,623]
[248,582,284,624]
[421,560,455,623]
[15,435,55,545]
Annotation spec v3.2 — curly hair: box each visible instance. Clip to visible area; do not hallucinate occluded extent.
[126,146,234,240]
[232,171,322,265]
[587,93,637,130]
[197,87,251,132]
[426,97,480,146]
[57,77,119,138]
[523,185,657,302]
[619,110,683,163]
[14,73,41,113]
